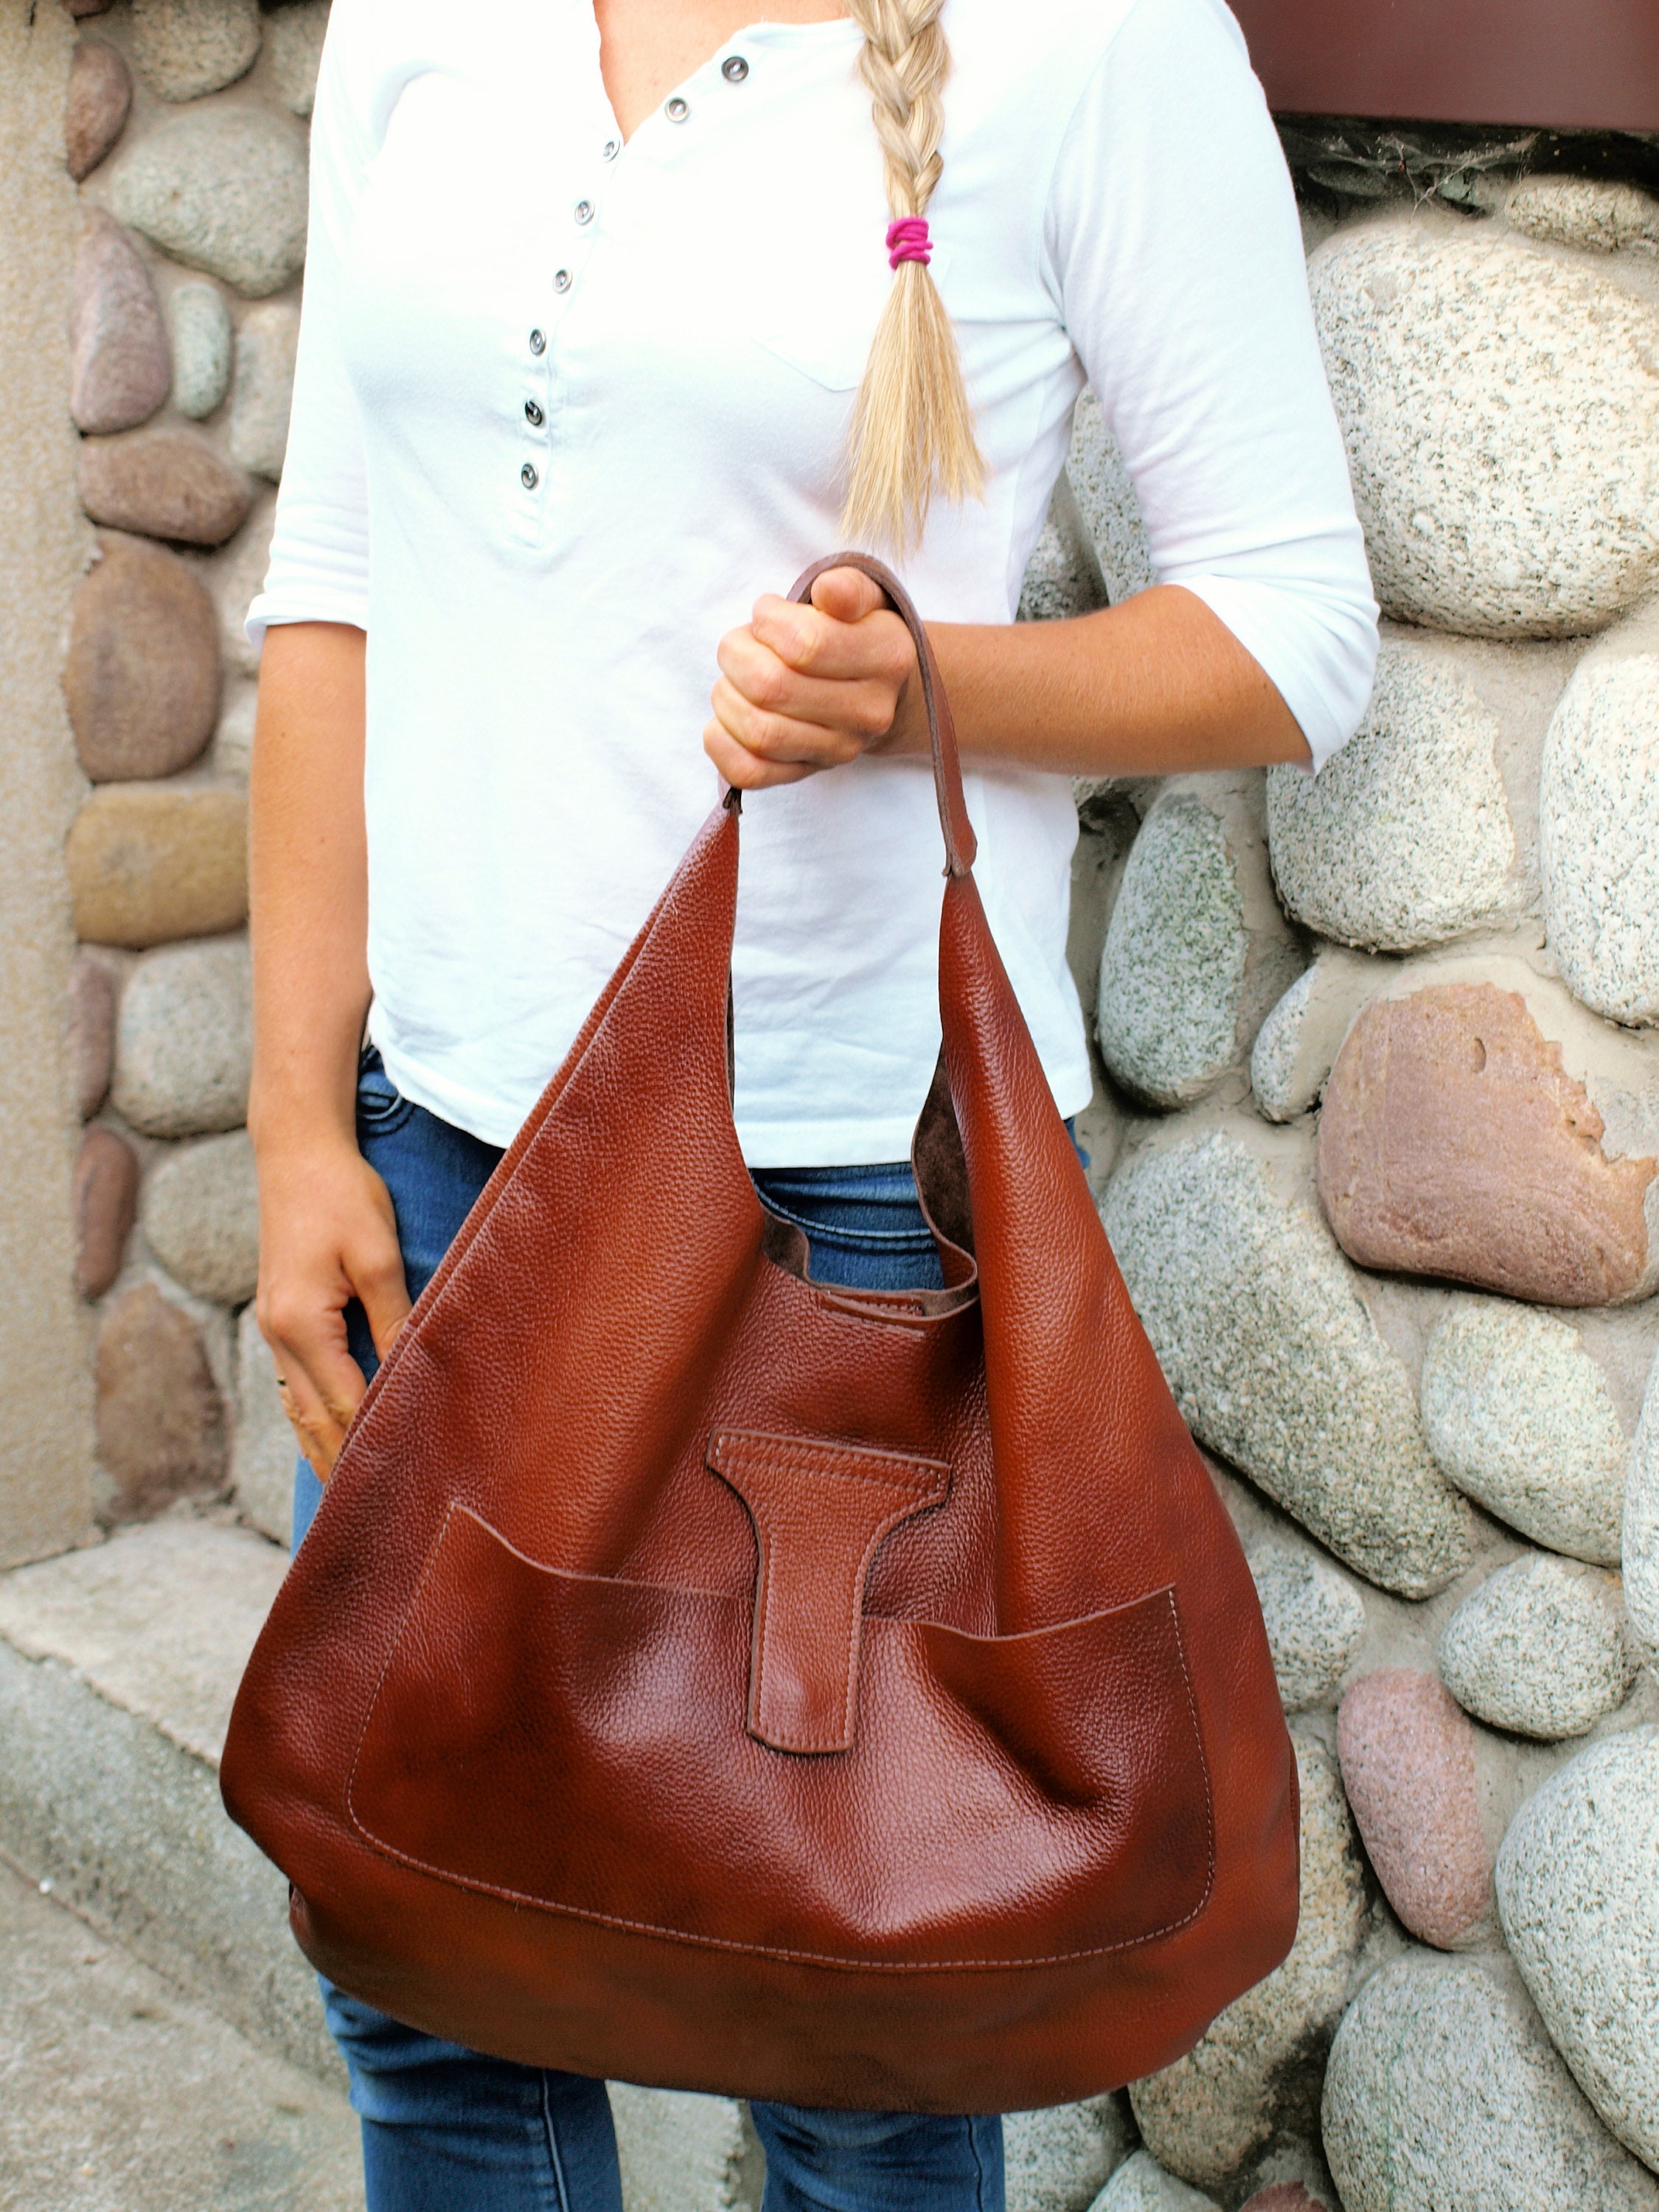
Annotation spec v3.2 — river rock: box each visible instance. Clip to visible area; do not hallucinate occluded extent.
[65,534,220,782]
[1066,389,1155,606]
[167,280,233,420]
[1005,2098,1133,2212]
[69,952,116,1120]
[73,1126,139,1299]
[1101,1129,1471,1596]
[1336,1669,1490,1947]
[229,302,299,481]
[211,682,257,780]
[1130,1738,1367,2194]
[142,1129,259,1307]
[67,785,248,950]
[1506,177,1659,254]
[1251,948,1385,1124]
[1310,216,1659,636]
[1498,1729,1659,2171]
[66,35,131,180]
[1250,1545,1367,1710]
[1439,1554,1632,1739]
[1317,983,1658,1306]
[215,494,276,676]
[1093,2151,1219,2212]
[129,0,260,101]
[70,209,170,436]
[1241,2191,1324,2212]
[1098,778,1302,1110]
[108,108,307,298]
[231,1304,292,1545]
[78,429,251,547]
[1322,1949,1659,2212]
[269,1,330,116]
[1629,1356,1659,1667]
[1420,1300,1627,1565]
[1265,640,1520,951]
[94,1282,228,1519]
[1019,477,1110,625]
[111,936,252,1139]
[1540,653,1659,1028]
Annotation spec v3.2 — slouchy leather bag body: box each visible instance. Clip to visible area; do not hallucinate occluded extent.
[222,554,1298,2114]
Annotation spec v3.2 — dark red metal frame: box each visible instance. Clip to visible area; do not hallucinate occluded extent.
[1228,0,1659,133]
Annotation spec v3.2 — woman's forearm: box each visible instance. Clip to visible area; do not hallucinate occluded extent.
[707,572,1312,791]
[248,620,413,1472]
[924,585,1311,776]
[248,621,372,1152]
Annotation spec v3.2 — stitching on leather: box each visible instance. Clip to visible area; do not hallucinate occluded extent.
[710,1431,948,1495]
[348,1557,1221,1970]
[347,1819,1219,1972]
[1162,1588,1218,1922]
[715,1430,948,1752]
[748,1494,934,1754]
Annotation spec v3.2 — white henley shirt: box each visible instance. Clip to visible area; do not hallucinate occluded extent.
[251,0,1379,1162]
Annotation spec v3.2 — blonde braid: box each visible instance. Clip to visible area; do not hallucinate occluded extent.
[842,0,984,554]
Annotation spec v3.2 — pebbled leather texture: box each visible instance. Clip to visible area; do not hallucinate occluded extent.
[221,554,1299,2113]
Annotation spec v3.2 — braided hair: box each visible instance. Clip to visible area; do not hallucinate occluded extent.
[842,0,985,552]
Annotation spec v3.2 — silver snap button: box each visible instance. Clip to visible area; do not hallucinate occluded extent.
[722,55,748,83]
[574,199,594,225]
[665,95,689,122]
[554,268,571,293]
[524,399,544,428]
[602,138,620,161]
[528,327,546,355]
[521,462,538,490]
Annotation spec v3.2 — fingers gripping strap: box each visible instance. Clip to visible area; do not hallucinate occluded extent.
[787,553,977,877]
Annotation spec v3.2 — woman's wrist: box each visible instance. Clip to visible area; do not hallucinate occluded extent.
[248,1078,361,1164]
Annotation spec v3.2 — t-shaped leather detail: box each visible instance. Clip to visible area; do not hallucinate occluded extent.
[707,1430,950,1753]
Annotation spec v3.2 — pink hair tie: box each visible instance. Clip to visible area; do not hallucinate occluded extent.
[886,217,932,270]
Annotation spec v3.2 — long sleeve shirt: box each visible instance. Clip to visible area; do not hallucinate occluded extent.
[251,0,1379,1160]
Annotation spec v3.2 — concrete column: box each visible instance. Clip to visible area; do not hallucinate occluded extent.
[0,4,97,1566]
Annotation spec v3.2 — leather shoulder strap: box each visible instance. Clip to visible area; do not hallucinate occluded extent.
[787,553,977,878]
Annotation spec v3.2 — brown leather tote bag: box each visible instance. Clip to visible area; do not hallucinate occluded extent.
[222,554,1298,2115]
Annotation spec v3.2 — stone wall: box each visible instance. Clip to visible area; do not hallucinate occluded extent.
[49,0,319,1543]
[1039,159,1659,2212]
[17,4,1659,2208]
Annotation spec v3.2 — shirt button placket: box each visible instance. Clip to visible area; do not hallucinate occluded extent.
[521,324,549,506]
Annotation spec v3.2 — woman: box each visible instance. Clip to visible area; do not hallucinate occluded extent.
[248,0,1377,2202]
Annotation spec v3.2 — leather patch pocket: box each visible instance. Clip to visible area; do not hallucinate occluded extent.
[349,1504,1215,1968]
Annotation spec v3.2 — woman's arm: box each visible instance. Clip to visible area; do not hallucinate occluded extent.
[710,0,1375,791]
[705,566,1310,790]
[248,619,411,1475]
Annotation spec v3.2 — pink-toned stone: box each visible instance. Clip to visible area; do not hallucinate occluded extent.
[79,430,251,548]
[1337,1667,1492,1950]
[71,209,170,437]
[94,1281,227,1519]
[1241,2188,1323,2212]
[73,1126,139,1299]
[69,952,116,1119]
[66,36,131,181]
[68,783,248,950]
[1317,983,1655,1307]
[63,534,221,782]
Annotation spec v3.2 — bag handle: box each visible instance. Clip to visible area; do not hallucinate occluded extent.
[787,554,977,878]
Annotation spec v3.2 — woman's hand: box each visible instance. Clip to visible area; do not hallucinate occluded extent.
[705,565,923,790]
[253,1128,412,1478]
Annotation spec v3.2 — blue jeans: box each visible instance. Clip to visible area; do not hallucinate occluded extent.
[291,1052,1006,2212]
